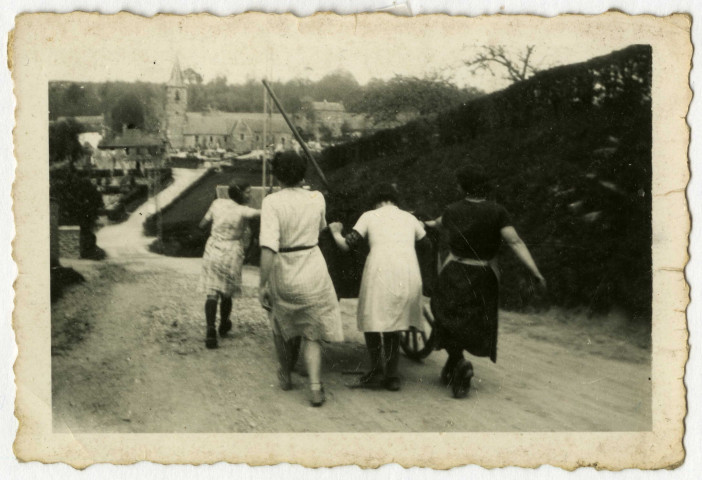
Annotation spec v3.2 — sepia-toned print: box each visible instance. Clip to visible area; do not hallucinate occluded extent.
[11,12,690,469]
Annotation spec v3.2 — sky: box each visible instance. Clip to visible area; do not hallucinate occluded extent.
[46,14,642,94]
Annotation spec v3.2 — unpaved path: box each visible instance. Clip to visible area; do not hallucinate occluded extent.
[96,167,208,258]
[52,174,651,432]
[53,256,651,433]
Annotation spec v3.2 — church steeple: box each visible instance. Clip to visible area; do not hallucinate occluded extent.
[165,57,188,149]
[168,57,185,87]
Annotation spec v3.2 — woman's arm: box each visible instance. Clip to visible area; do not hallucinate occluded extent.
[258,247,275,309]
[328,222,350,252]
[198,216,211,230]
[245,208,261,219]
[199,202,215,230]
[424,216,443,229]
[501,226,546,287]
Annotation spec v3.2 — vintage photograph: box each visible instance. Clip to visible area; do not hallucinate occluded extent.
[11,12,690,468]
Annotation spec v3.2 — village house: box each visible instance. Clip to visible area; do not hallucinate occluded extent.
[96,127,167,170]
[164,60,293,153]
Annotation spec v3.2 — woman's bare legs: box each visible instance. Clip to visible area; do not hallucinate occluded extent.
[304,339,322,386]
[304,339,325,406]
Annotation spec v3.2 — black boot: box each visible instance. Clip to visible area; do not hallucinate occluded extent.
[218,296,233,337]
[205,298,218,349]
[451,359,474,399]
[347,333,383,388]
[288,336,303,376]
[382,332,402,391]
[442,349,463,386]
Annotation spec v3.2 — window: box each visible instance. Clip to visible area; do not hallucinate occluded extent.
[175,91,180,102]
[240,133,245,141]
[255,135,260,141]
[281,137,286,145]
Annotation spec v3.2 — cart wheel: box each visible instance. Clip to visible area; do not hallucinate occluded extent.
[401,305,435,361]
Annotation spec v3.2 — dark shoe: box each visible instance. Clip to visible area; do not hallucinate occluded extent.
[310,385,325,407]
[441,362,456,386]
[205,327,218,349]
[218,318,233,337]
[382,376,401,392]
[451,360,474,399]
[345,370,383,389]
[278,368,293,391]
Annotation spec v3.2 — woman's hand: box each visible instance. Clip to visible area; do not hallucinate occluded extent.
[259,285,272,311]
[328,222,344,235]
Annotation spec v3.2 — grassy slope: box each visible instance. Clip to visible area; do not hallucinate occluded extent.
[324,105,651,321]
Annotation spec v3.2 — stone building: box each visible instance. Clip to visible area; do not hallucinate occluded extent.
[163,60,293,153]
[295,100,347,140]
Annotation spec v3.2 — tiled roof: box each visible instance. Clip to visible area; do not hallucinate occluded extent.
[311,101,345,112]
[183,112,291,136]
[98,129,166,148]
[56,115,104,125]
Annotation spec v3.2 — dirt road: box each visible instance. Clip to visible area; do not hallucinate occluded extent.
[52,254,651,433]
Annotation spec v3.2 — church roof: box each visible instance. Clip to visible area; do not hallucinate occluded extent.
[168,58,185,87]
[183,112,291,136]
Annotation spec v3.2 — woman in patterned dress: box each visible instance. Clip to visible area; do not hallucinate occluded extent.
[258,151,343,407]
[329,183,429,391]
[199,182,260,349]
[425,165,546,398]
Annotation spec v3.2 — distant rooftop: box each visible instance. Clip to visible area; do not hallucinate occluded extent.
[311,101,345,112]
[99,129,166,149]
[184,112,290,136]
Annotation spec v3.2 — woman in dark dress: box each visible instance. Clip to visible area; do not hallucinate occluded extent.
[426,165,546,398]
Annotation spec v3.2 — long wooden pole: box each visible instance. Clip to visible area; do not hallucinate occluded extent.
[261,80,330,190]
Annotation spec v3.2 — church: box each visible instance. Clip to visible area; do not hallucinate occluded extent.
[164,60,293,153]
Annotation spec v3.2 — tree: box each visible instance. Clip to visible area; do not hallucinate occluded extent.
[350,74,483,124]
[50,168,105,259]
[183,67,203,85]
[49,118,85,164]
[313,70,361,106]
[110,93,146,132]
[464,45,540,83]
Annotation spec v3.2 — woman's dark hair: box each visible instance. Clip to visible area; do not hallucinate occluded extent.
[456,164,490,197]
[367,182,400,208]
[228,181,251,204]
[271,150,307,186]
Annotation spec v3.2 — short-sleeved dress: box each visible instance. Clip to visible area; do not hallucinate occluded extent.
[200,199,259,297]
[259,188,343,343]
[352,205,426,333]
[430,199,512,363]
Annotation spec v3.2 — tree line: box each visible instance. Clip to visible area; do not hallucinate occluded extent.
[49,69,484,134]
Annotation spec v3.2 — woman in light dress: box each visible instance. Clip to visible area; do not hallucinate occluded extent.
[329,183,428,391]
[199,182,260,349]
[258,151,343,407]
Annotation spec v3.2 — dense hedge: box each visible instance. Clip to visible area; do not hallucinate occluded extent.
[321,45,652,322]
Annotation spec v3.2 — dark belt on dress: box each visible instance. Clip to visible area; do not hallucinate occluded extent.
[278,244,317,253]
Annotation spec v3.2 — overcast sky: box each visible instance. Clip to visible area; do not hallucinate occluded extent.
[46,14,641,94]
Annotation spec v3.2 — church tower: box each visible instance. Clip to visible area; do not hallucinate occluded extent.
[165,58,187,149]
